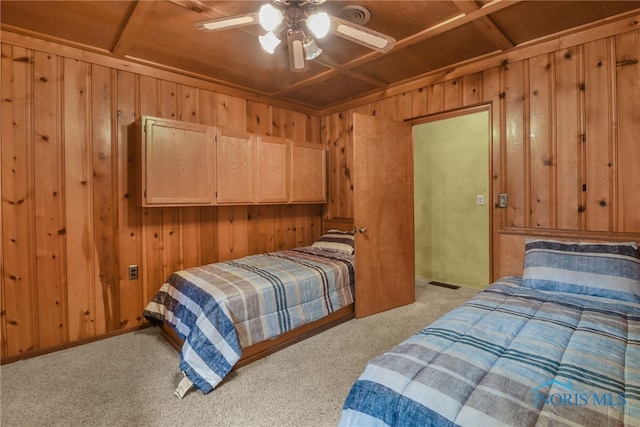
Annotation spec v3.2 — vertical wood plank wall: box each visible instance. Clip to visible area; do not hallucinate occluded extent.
[2,24,639,361]
[1,40,323,360]
[322,28,640,280]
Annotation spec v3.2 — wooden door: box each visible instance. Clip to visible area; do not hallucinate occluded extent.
[353,113,415,318]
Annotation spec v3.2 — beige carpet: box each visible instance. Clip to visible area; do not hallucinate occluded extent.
[0,279,478,427]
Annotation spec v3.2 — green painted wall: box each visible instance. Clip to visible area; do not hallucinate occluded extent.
[413,111,489,289]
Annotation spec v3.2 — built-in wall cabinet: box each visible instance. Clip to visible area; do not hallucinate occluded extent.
[290,141,327,203]
[134,116,326,207]
[137,117,216,205]
[215,128,255,205]
[257,135,290,203]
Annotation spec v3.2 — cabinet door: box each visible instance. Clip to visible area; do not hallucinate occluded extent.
[257,136,289,203]
[143,117,214,206]
[290,141,326,203]
[216,128,255,204]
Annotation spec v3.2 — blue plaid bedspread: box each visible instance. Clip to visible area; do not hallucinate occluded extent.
[144,247,354,394]
[339,277,640,426]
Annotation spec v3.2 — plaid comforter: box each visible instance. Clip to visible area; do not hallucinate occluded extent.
[340,277,640,426]
[144,247,354,394]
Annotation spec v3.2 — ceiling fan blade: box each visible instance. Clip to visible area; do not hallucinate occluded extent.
[287,30,308,72]
[329,16,395,53]
[195,12,258,32]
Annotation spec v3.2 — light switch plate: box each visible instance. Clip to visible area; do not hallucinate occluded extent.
[498,193,508,208]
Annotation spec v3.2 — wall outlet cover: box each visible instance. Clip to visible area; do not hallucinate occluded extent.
[128,265,139,280]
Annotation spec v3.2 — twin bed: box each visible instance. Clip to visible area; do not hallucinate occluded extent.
[144,230,640,425]
[143,224,356,397]
[339,238,640,426]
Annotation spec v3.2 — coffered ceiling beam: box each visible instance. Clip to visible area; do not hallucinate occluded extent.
[111,1,156,57]
[454,0,515,51]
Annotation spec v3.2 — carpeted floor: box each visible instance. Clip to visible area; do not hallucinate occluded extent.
[0,279,478,427]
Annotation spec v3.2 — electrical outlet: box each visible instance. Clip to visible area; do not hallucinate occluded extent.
[128,265,139,280]
[477,195,484,205]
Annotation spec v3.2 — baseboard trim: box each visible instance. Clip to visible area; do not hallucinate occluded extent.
[1,324,151,365]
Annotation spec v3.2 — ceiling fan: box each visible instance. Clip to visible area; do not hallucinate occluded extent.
[195,0,396,72]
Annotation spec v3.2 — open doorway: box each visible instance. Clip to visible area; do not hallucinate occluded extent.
[413,109,490,289]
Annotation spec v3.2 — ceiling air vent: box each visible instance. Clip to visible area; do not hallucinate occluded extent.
[337,5,371,25]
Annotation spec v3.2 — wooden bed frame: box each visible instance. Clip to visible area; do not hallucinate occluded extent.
[160,217,355,369]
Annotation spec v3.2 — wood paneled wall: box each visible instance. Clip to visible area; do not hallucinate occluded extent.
[1,40,323,360]
[2,22,639,361]
[322,28,640,280]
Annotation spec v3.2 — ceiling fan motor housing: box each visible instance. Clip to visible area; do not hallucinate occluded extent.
[273,0,327,6]
[282,2,308,31]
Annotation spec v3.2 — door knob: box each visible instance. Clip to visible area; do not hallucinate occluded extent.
[358,227,367,234]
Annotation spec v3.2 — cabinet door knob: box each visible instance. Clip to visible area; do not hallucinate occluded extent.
[358,227,367,234]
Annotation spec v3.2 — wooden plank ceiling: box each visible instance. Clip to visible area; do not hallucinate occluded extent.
[2,0,640,113]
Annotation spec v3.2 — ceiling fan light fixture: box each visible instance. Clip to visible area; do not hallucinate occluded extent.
[195,1,396,72]
[306,12,330,38]
[259,31,281,54]
[258,4,283,31]
[303,37,322,61]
